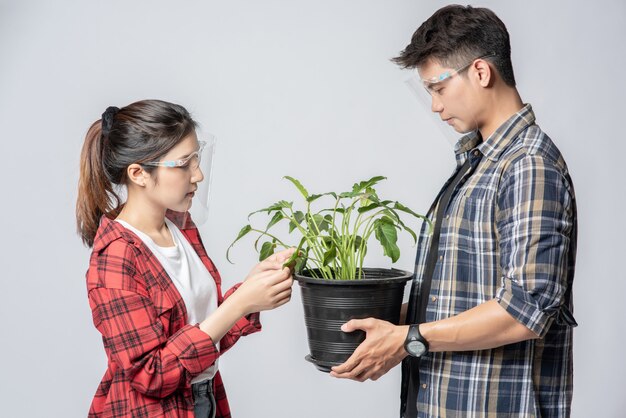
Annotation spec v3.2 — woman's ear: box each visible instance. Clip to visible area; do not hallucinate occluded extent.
[127,163,149,187]
[472,58,493,88]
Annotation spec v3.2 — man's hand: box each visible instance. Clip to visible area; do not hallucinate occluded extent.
[330,318,409,382]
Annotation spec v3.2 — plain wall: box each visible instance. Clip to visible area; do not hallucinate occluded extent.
[1,0,624,417]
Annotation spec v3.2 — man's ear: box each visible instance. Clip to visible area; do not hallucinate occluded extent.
[127,163,150,187]
[472,58,493,88]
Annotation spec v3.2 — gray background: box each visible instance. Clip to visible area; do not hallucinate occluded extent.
[1,0,624,417]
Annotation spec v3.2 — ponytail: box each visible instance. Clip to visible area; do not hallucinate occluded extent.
[76,120,122,247]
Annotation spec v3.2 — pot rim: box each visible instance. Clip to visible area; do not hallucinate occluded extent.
[294,267,413,285]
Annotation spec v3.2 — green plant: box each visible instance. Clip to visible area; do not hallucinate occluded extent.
[227,176,431,280]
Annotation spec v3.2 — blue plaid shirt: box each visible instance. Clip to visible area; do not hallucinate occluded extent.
[411,104,577,417]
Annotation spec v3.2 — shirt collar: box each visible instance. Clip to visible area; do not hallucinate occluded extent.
[92,210,197,252]
[454,103,536,164]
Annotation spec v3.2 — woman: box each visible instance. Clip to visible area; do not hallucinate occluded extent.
[77,99,294,418]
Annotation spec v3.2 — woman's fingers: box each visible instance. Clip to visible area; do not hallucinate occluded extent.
[272,247,296,261]
[271,289,293,308]
[257,266,292,285]
[250,248,296,275]
[270,275,293,294]
[273,287,292,302]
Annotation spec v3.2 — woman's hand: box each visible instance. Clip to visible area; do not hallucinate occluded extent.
[236,248,296,315]
[199,248,295,341]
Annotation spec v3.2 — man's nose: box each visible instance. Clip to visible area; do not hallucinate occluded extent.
[431,94,443,113]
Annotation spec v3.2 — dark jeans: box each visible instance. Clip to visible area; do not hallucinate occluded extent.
[192,379,216,418]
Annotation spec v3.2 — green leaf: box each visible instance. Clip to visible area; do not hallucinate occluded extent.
[295,256,307,273]
[288,211,305,233]
[393,201,433,234]
[226,224,252,263]
[308,213,332,235]
[236,224,252,240]
[338,191,366,199]
[266,211,284,230]
[357,201,382,213]
[322,246,337,266]
[383,208,417,244]
[351,176,387,193]
[282,236,307,270]
[353,235,368,257]
[311,214,329,232]
[247,201,292,219]
[284,176,309,199]
[354,235,364,249]
[307,192,337,203]
[321,235,334,247]
[374,217,400,263]
[259,241,276,261]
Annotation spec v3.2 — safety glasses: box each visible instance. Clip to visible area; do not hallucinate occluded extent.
[421,53,496,95]
[143,141,207,170]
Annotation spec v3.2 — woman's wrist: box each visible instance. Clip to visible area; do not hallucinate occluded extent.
[198,292,247,339]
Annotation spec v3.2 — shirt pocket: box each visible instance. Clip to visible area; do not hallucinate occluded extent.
[455,195,498,255]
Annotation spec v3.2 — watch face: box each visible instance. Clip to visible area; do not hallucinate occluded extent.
[407,340,426,356]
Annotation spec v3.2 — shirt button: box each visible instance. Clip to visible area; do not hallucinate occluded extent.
[473,150,479,156]
[431,296,437,302]
[422,383,428,389]
[439,255,443,261]
[445,215,450,220]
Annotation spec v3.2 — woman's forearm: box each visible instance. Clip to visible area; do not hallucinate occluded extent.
[198,293,248,343]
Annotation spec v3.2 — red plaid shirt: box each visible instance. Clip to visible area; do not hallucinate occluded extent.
[86,212,261,417]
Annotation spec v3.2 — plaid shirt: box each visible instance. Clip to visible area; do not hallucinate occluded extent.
[86,211,261,418]
[410,104,577,417]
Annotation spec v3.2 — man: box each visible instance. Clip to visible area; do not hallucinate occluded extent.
[330,5,577,418]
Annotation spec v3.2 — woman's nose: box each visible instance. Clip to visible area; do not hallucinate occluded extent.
[192,166,205,183]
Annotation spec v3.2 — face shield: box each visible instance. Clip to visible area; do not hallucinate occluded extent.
[184,132,216,227]
[140,132,217,229]
[404,55,493,148]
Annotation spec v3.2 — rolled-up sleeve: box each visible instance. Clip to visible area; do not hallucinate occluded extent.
[495,155,576,337]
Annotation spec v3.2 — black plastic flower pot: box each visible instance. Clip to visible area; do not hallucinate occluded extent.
[295,268,413,372]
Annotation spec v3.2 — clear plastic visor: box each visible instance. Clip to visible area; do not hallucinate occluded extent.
[404,71,478,149]
[185,132,216,227]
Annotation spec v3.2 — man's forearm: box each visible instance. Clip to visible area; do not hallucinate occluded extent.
[419,299,539,352]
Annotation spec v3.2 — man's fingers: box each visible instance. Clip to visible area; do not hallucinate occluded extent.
[341,318,374,333]
[330,346,363,376]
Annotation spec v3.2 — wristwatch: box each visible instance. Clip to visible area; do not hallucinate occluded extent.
[404,324,429,357]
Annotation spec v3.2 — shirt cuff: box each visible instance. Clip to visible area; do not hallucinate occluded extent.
[165,324,219,376]
[496,277,555,338]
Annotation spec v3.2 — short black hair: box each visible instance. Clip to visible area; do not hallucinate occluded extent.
[393,5,516,87]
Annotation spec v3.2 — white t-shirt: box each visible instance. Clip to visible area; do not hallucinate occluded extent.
[116,218,219,382]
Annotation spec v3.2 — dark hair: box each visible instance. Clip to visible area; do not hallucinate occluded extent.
[393,5,516,87]
[76,99,197,247]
